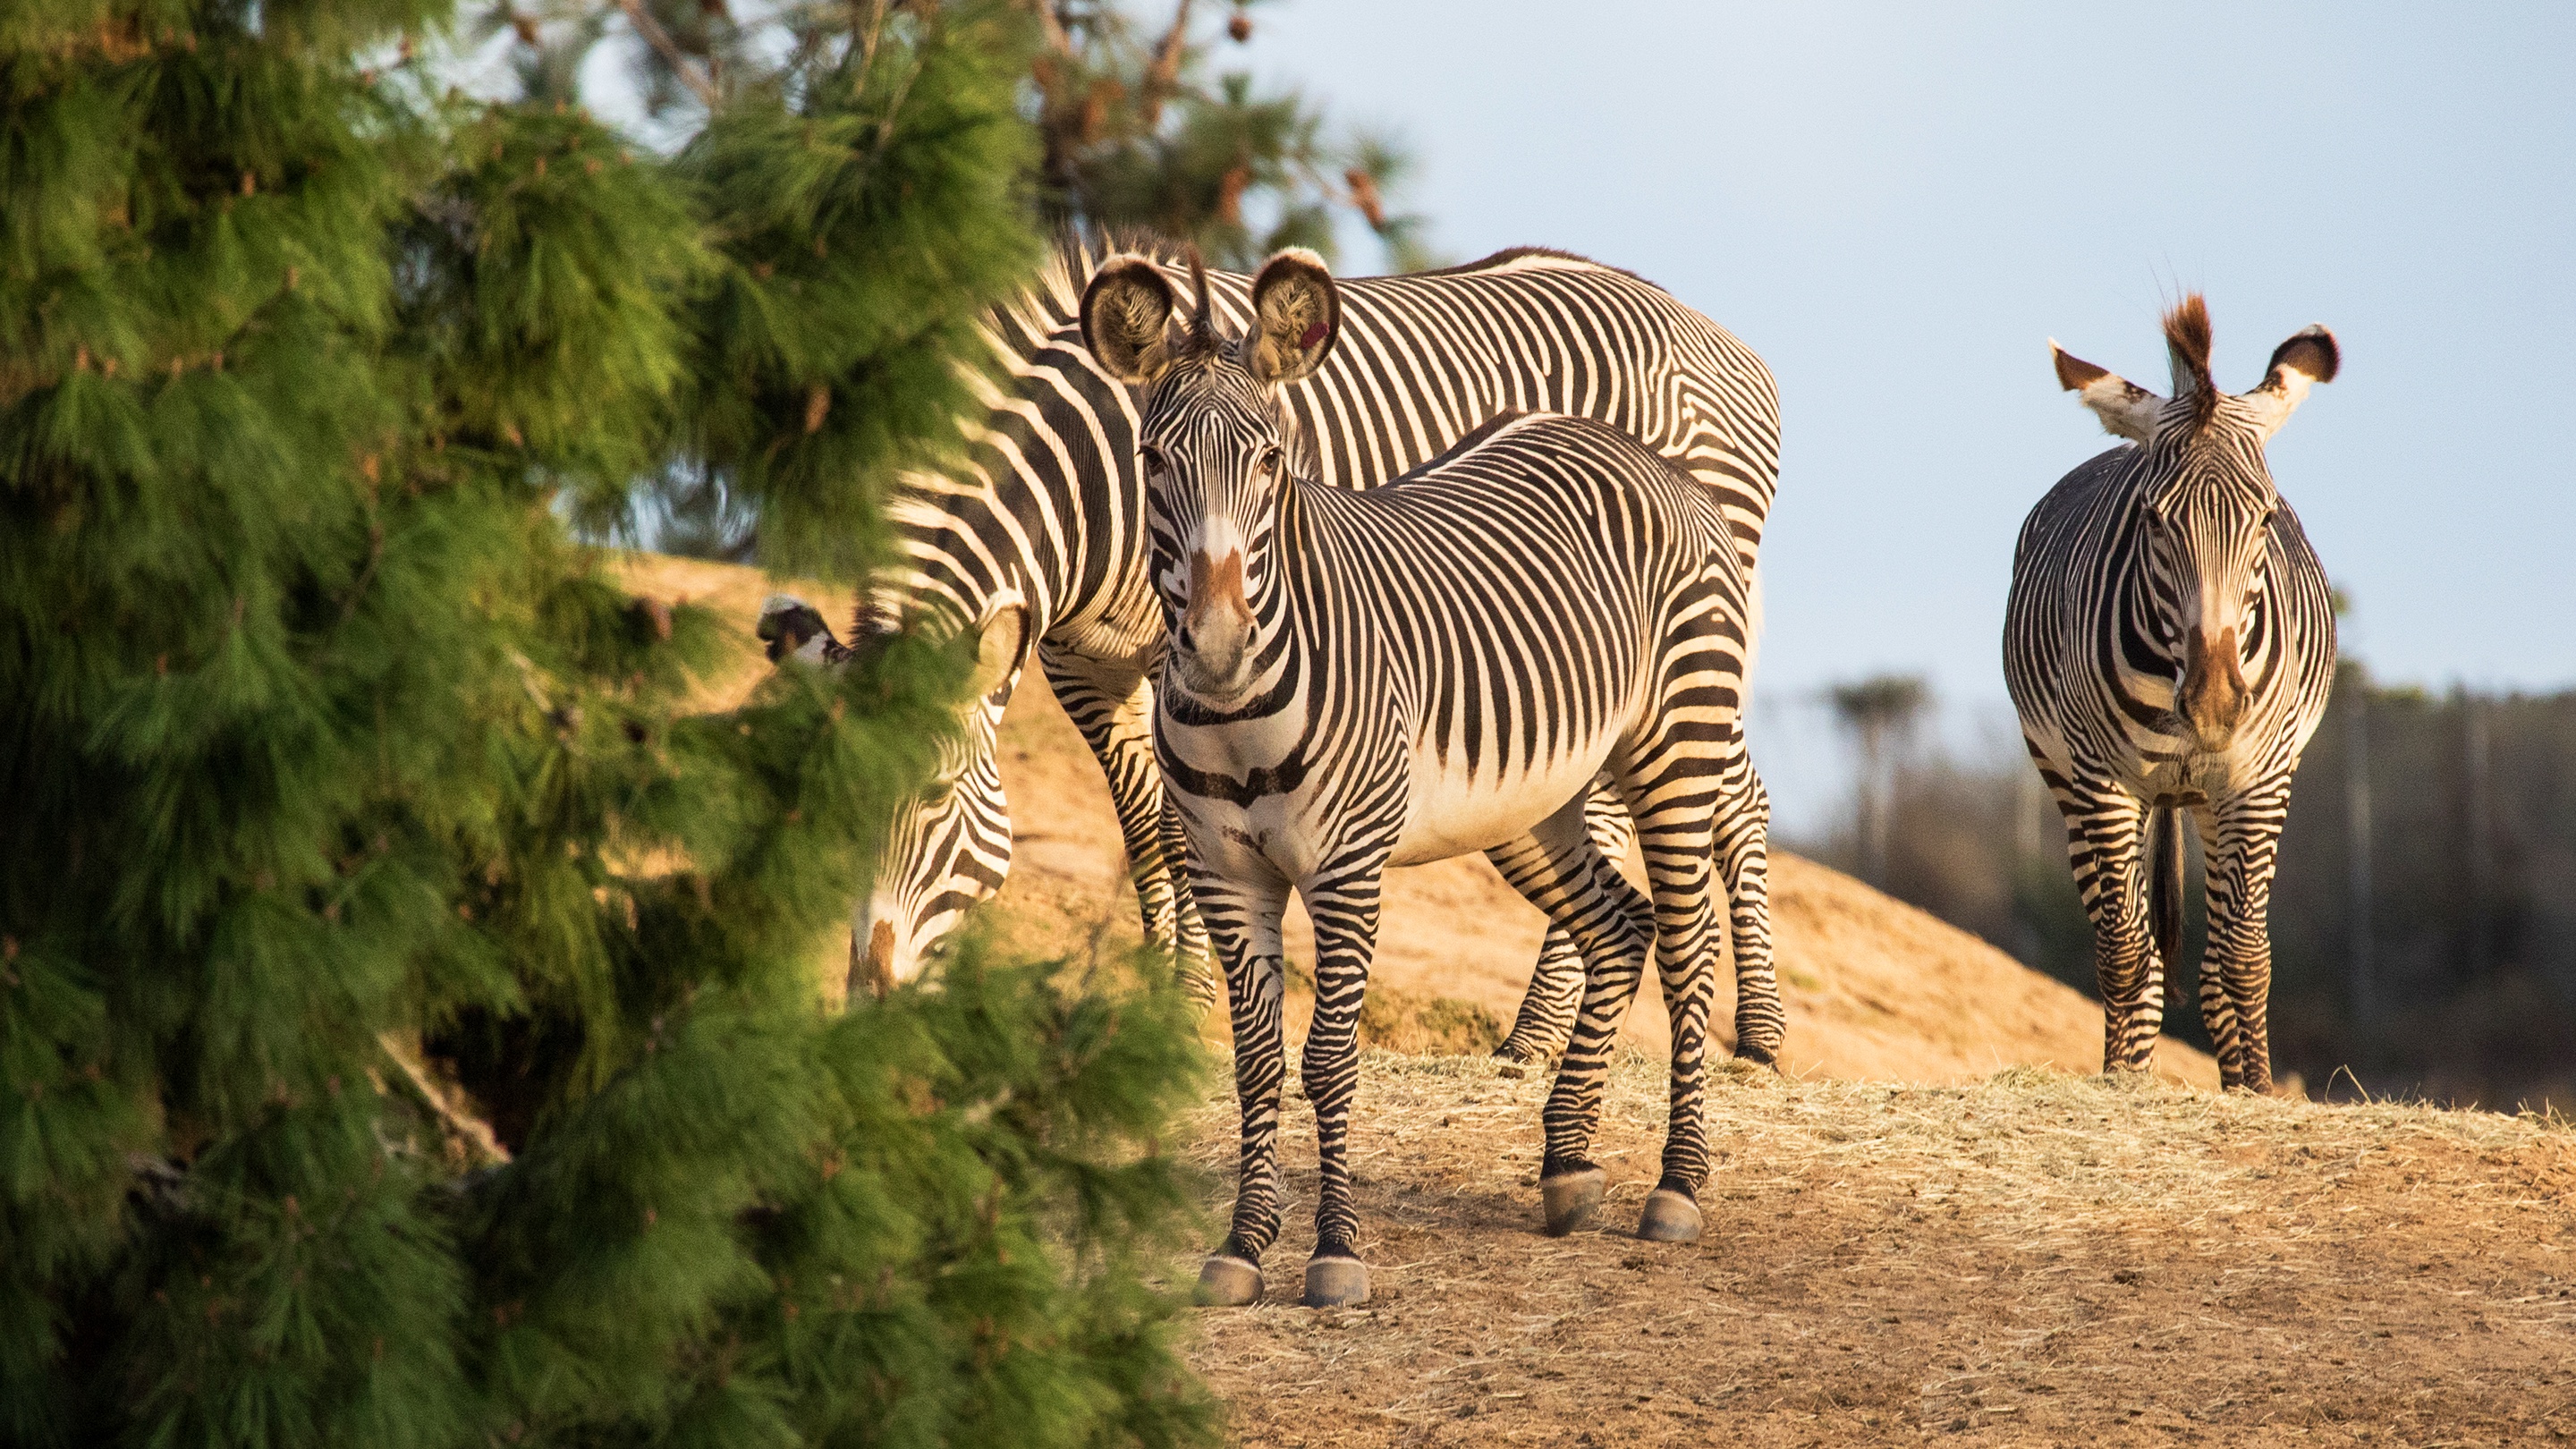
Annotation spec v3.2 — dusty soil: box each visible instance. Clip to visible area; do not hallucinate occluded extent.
[1178,1054,2576,1446]
[608,555,2576,1444]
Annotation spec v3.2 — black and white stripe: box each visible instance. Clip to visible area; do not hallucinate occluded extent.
[2004,296,2341,1092]
[852,233,1785,1066]
[1082,250,1775,1307]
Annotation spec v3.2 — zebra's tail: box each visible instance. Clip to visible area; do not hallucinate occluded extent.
[2148,806,2184,973]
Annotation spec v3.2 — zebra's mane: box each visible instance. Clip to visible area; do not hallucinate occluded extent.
[2163,293,2218,434]
[999,226,1197,340]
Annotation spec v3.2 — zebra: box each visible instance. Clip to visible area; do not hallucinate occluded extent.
[1080,249,1775,1307]
[845,231,1786,1066]
[2004,295,2340,1094]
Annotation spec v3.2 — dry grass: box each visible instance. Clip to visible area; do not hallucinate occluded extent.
[1177,1052,2576,1445]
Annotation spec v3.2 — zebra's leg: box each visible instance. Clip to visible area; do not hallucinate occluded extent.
[1495,775,1631,1063]
[1716,764,1782,1067]
[1040,648,1216,1006]
[1487,795,1657,1237]
[1192,862,1293,1306]
[1611,712,1735,1243]
[2049,776,2165,1074]
[2200,786,2292,1093]
[1296,849,1394,1307]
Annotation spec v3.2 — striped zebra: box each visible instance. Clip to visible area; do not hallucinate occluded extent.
[1080,249,1774,1307]
[2004,296,2340,1093]
[847,232,1785,1063]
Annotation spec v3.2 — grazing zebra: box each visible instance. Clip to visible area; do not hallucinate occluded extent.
[2004,295,2340,1093]
[847,231,1785,1066]
[1080,249,1774,1307]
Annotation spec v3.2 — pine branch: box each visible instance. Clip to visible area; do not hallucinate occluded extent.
[616,0,722,108]
[1027,0,1075,59]
[852,0,891,73]
[1137,0,1195,128]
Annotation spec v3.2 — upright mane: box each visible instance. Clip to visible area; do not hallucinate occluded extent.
[2162,292,2217,433]
[1007,226,1197,336]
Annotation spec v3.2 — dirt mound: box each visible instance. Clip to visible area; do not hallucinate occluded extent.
[611,551,2212,1088]
[1178,1053,2576,1445]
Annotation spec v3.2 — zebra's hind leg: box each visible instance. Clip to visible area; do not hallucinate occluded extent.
[1042,650,1216,1008]
[1716,765,1781,1067]
[1495,775,1635,1063]
[2052,780,2166,1075]
[1295,851,1393,1307]
[2200,789,2292,1093]
[1487,795,1656,1237]
[1191,866,1294,1306]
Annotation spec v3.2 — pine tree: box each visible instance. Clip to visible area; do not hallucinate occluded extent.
[0,4,1214,1445]
[477,0,1441,556]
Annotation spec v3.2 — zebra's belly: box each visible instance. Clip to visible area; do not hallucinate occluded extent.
[1385,734,1615,868]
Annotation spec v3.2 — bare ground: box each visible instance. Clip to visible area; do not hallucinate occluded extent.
[1177,1054,2576,1446]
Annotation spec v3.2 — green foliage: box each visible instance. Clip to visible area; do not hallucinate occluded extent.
[479,1,1437,560]
[1,4,1215,1445]
[672,0,1043,580]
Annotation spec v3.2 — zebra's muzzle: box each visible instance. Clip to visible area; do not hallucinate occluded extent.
[2181,623,2250,748]
[1176,547,1256,694]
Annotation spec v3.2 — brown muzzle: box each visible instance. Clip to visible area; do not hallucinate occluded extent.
[1183,548,1250,642]
[2181,624,2250,746]
[852,919,896,1003]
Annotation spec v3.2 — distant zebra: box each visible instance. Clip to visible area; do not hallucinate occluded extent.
[1081,249,1774,1307]
[847,232,1785,1065]
[2004,296,2340,1092]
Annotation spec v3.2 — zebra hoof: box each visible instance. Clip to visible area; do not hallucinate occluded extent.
[1302,1255,1370,1308]
[1195,1254,1263,1307]
[1635,1188,1702,1243]
[1539,1167,1606,1236]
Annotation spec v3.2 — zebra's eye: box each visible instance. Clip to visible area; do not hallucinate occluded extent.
[1140,445,1169,479]
[1258,445,1283,476]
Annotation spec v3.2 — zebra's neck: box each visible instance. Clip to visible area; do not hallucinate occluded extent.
[869,239,1152,650]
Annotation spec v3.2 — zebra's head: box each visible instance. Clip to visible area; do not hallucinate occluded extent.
[2052,296,2339,751]
[1079,246,1339,699]
[848,602,1028,997]
[758,592,1029,997]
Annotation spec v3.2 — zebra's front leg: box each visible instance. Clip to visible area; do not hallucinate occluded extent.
[2054,781,2166,1074]
[1041,650,1215,1007]
[1496,775,1632,1063]
[1192,867,1293,1307]
[1487,797,1656,1237]
[1296,855,1390,1307]
[2199,789,2291,1093]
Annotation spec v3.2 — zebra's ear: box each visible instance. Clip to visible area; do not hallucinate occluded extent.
[2243,325,2339,439]
[1081,256,1180,385]
[966,605,1029,702]
[2051,341,2164,443]
[1247,248,1339,385]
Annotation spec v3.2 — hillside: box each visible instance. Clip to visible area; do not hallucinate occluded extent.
[610,551,2214,1087]
[614,553,2576,1445]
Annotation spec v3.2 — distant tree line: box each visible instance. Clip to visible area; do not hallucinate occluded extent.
[1805,666,2576,1108]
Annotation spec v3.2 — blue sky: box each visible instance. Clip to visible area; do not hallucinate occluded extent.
[1234,1,2576,826]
